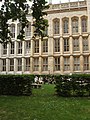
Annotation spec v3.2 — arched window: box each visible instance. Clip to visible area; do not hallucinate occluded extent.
[81,16,87,32]
[72,17,78,34]
[25,22,31,37]
[63,18,69,34]
[10,24,15,38]
[53,18,60,35]
[17,23,22,36]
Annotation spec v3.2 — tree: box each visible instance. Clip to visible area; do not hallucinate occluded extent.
[0,0,49,43]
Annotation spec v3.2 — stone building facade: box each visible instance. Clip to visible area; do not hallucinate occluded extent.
[0,0,90,75]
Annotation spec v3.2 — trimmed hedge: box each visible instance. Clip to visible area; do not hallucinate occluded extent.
[55,74,90,97]
[0,75,34,96]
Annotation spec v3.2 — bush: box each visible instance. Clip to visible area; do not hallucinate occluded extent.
[55,74,90,97]
[0,75,34,96]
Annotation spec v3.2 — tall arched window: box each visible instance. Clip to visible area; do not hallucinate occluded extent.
[53,18,60,35]
[25,22,31,37]
[17,23,22,36]
[72,17,78,34]
[81,16,87,33]
[62,18,69,34]
[10,24,15,38]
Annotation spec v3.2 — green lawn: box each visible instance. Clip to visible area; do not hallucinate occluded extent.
[0,84,90,120]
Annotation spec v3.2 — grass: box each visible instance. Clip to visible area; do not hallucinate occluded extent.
[0,84,90,120]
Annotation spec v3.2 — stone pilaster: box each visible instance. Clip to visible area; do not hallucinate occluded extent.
[70,55,74,73]
[79,36,83,54]
[80,55,84,72]
[14,58,17,74]
[69,36,73,54]
[22,58,25,73]
[39,56,42,74]
[48,37,54,74]
[60,56,64,74]
[22,41,25,57]
[88,35,90,54]
[60,37,63,55]
[31,39,34,56]
[87,0,90,33]
[69,17,72,35]
[6,58,9,74]
[60,18,62,36]
[39,38,42,55]
[14,41,17,57]
[48,56,54,74]
[79,17,81,35]
[7,44,10,57]
[0,43,2,58]
[30,57,33,73]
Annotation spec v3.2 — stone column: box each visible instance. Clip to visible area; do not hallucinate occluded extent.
[30,57,33,73]
[48,37,54,74]
[14,41,17,57]
[7,44,10,57]
[69,36,73,54]
[22,58,25,73]
[60,56,64,74]
[0,43,2,57]
[79,17,81,35]
[79,36,83,54]
[6,58,9,74]
[80,55,84,72]
[14,58,17,74]
[60,18,62,36]
[60,37,63,55]
[22,41,25,57]
[70,55,74,73]
[39,57,42,74]
[87,0,90,33]
[30,39,34,73]
[0,59,2,72]
[39,38,42,56]
[89,56,90,71]
[31,39,34,56]
[88,35,90,54]
[69,17,72,35]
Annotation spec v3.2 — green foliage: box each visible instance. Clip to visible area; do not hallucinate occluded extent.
[0,74,34,96]
[55,74,90,97]
[0,0,49,43]
[31,0,49,39]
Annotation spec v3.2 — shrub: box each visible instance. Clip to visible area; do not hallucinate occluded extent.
[55,74,90,97]
[0,75,34,96]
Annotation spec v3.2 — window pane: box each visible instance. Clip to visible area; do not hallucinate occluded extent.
[18,58,22,71]
[25,23,31,37]
[53,19,60,34]
[2,59,6,71]
[54,38,60,52]
[10,59,14,71]
[43,39,48,53]
[34,40,39,53]
[64,57,70,71]
[63,19,69,33]
[73,38,79,51]
[43,58,48,71]
[10,24,15,38]
[54,57,60,71]
[25,58,30,71]
[83,37,88,51]
[82,18,87,32]
[34,58,39,71]
[64,38,69,52]
[72,19,78,33]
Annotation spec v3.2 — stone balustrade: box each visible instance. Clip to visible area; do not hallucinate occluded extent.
[48,1,86,10]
